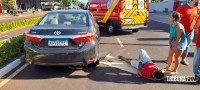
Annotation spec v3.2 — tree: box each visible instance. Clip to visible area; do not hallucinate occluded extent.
[55,0,86,9]
[58,0,71,7]
[3,0,15,10]
[79,3,85,9]
[3,0,18,15]
[151,0,163,3]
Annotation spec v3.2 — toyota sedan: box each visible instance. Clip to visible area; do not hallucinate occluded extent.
[24,10,100,66]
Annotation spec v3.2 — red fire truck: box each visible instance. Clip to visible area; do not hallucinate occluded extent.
[89,0,149,34]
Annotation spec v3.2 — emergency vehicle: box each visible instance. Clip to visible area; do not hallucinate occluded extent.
[88,0,149,34]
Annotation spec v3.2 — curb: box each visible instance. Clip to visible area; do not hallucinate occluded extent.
[0,55,25,78]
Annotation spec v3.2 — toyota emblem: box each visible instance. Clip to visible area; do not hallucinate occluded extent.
[54,31,61,35]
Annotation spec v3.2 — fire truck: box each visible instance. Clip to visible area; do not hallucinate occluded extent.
[88,0,149,34]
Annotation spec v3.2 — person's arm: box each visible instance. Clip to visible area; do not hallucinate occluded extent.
[173,24,183,51]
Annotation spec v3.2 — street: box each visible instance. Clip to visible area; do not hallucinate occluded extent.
[0,19,199,90]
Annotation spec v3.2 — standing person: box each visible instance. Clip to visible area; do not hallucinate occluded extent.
[176,0,199,65]
[193,11,200,85]
[164,12,187,74]
[32,5,35,15]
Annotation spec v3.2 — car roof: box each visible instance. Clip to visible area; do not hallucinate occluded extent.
[47,10,89,14]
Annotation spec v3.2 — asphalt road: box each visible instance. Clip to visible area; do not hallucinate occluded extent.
[0,20,199,90]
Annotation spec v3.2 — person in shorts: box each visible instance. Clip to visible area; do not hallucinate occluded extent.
[118,49,173,81]
[164,12,187,74]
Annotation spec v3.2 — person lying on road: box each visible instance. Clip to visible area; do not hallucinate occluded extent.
[118,49,174,81]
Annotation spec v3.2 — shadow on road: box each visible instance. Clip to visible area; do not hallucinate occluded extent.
[137,38,169,41]
[100,43,168,47]
[143,20,169,32]
[99,28,135,37]
[187,52,194,58]
[10,65,194,85]
[151,60,166,63]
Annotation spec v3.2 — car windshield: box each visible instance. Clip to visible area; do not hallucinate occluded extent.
[38,13,87,26]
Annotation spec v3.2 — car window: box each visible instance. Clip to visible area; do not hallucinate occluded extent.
[38,13,87,26]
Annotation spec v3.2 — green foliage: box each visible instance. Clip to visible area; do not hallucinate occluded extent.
[2,0,15,10]
[0,34,25,64]
[0,17,41,32]
[56,0,86,9]
[58,0,71,7]
[151,0,163,3]
[55,2,64,6]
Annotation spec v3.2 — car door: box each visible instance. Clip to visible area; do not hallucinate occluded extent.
[122,0,147,25]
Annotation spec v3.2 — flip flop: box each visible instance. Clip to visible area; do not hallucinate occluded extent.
[161,68,172,71]
[170,71,178,75]
[180,61,189,66]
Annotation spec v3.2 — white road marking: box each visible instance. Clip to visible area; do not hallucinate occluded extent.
[105,54,115,59]
[0,35,8,38]
[100,54,139,74]
[0,63,28,88]
[117,38,124,48]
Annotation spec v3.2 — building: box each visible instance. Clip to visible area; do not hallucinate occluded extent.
[17,0,60,11]
[2,0,59,13]
[17,0,59,11]
[150,0,188,12]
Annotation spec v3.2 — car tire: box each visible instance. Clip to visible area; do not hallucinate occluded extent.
[107,22,116,34]
[88,60,99,67]
[132,28,139,33]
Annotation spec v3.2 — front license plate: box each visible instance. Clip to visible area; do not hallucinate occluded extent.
[48,40,68,46]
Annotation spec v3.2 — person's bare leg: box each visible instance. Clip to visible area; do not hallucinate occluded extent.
[118,56,131,64]
[181,52,189,65]
[172,50,183,74]
[165,48,171,64]
[164,49,174,71]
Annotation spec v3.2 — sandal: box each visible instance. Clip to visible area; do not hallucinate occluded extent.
[170,71,178,75]
[161,68,172,71]
[180,61,189,66]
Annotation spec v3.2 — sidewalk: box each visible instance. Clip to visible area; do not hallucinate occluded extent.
[0,11,47,23]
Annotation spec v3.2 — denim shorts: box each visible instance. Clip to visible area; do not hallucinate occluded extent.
[170,40,187,51]
[184,31,194,52]
[130,49,152,69]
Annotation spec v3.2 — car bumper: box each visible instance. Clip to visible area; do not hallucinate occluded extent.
[24,41,97,66]
[114,20,148,30]
[121,24,147,30]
